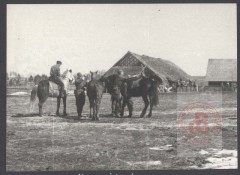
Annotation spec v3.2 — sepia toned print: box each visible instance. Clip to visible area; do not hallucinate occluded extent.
[6,4,237,171]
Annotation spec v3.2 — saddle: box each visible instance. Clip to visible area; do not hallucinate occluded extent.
[130,79,141,89]
[49,81,61,97]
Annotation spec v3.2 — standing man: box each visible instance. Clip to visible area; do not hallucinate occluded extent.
[74,72,87,119]
[49,61,64,96]
[115,69,143,117]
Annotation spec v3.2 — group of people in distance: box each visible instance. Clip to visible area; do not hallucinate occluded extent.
[163,78,197,93]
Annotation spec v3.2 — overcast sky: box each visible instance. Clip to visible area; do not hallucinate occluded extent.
[7,4,237,76]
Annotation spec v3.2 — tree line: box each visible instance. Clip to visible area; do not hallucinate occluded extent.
[7,72,48,86]
[7,70,106,86]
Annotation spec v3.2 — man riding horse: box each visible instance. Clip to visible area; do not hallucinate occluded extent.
[30,61,74,117]
[49,61,64,96]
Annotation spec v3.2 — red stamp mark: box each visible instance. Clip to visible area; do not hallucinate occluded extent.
[178,102,221,146]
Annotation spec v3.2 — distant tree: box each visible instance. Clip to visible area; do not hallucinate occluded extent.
[9,79,13,86]
[6,72,9,80]
[34,74,42,84]
[28,75,34,82]
[23,78,28,85]
[16,73,21,85]
[41,74,48,80]
[9,78,17,86]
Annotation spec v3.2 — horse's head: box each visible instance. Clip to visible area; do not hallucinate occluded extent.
[83,74,91,83]
[90,71,99,81]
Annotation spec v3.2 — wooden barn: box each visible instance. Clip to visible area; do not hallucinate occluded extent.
[205,59,237,88]
[104,51,190,85]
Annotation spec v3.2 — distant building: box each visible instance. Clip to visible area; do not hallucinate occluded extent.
[192,76,207,87]
[104,51,190,86]
[205,59,237,87]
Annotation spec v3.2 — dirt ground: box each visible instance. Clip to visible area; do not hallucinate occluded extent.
[6,92,237,171]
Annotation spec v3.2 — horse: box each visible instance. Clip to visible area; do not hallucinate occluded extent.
[30,70,74,117]
[120,73,160,118]
[86,71,106,120]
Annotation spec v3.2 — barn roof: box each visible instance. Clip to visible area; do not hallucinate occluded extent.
[205,59,237,82]
[104,51,191,84]
[104,66,143,77]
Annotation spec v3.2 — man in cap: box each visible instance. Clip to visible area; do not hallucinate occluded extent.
[109,68,143,117]
[49,61,64,96]
[74,72,87,119]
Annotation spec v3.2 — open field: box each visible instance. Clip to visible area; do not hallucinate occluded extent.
[6,92,237,171]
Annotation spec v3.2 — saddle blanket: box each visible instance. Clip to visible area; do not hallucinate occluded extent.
[49,81,69,97]
[49,81,60,97]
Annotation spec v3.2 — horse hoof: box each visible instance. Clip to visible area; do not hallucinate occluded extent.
[96,118,100,121]
[127,115,132,118]
[140,115,144,118]
[63,113,67,117]
[147,114,152,118]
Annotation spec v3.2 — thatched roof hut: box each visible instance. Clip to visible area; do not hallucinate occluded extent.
[104,51,191,85]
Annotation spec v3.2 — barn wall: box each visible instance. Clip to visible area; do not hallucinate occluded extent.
[208,81,237,86]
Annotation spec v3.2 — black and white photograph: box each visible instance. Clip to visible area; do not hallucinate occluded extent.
[5,3,237,172]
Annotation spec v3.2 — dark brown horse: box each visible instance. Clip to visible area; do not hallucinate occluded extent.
[87,71,106,120]
[30,70,74,116]
[120,73,160,118]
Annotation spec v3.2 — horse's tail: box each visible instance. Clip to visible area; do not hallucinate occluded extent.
[29,85,38,112]
[152,80,159,106]
[30,85,38,102]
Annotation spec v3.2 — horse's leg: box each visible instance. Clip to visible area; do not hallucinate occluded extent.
[113,99,118,117]
[115,98,121,118]
[39,102,43,117]
[38,96,48,117]
[147,95,153,117]
[140,95,149,118]
[111,96,116,117]
[89,101,93,119]
[126,97,133,118]
[118,96,122,113]
[95,99,101,121]
[56,97,61,116]
[120,97,127,117]
[63,96,67,116]
[92,100,96,120]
